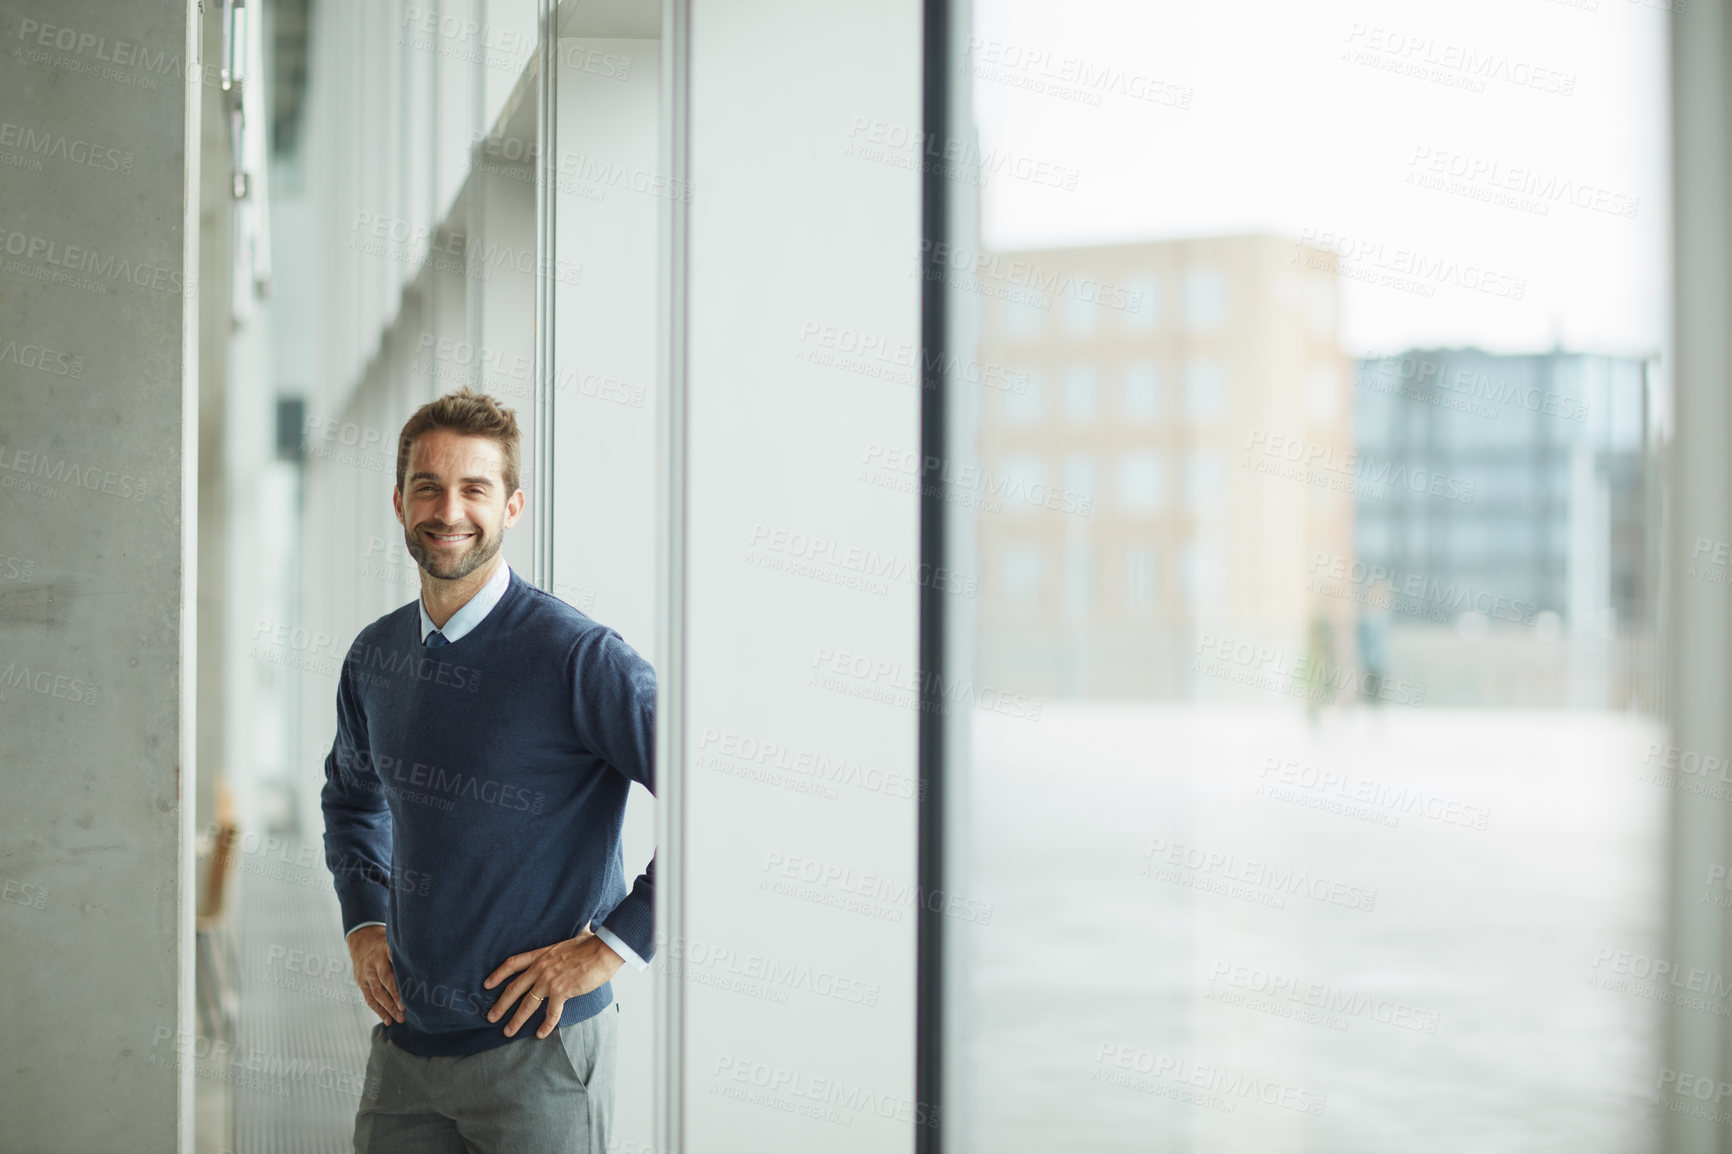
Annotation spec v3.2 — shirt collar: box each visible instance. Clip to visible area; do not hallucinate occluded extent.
[418,561,512,644]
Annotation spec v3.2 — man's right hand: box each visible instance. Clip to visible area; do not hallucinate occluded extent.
[347,925,406,1025]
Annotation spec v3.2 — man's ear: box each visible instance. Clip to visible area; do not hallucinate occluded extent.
[392,486,405,526]
[503,488,526,529]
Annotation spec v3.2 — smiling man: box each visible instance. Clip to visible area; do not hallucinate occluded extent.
[321,386,655,1153]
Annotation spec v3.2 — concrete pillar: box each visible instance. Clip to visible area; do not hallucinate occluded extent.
[0,0,202,1150]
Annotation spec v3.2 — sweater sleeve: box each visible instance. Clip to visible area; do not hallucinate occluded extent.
[569,626,657,963]
[321,641,394,934]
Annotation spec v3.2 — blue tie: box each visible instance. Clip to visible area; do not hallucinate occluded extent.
[426,630,449,648]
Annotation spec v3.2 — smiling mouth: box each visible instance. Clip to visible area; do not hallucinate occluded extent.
[423,530,476,545]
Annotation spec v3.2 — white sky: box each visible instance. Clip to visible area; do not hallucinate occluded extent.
[971,0,1671,357]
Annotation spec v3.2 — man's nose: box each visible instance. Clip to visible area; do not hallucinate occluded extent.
[434,488,465,526]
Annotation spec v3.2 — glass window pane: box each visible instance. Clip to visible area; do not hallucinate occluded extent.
[948,4,1670,1152]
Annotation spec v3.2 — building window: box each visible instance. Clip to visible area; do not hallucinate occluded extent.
[1183,268,1228,330]
[1185,453,1224,509]
[1308,364,1341,426]
[1305,277,1336,340]
[1119,452,1165,513]
[999,544,1044,609]
[1065,454,1097,516]
[998,454,1046,516]
[1123,361,1160,421]
[1184,358,1227,420]
[1001,294,1045,342]
[1180,543,1219,605]
[1063,284,1103,337]
[1064,365,1100,422]
[1125,545,1155,614]
[1064,540,1093,621]
[1000,369,1043,425]
[1122,273,1161,332]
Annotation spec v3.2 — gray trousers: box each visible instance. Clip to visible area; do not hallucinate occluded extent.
[354,1003,617,1154]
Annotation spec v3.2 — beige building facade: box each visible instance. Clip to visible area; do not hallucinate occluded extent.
[971,234,1355,700]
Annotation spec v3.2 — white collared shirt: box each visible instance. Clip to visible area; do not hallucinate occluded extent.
[350,559,649,972]
[417,558,512,644]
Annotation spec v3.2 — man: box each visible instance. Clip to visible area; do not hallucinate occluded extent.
[321,386,656,1153]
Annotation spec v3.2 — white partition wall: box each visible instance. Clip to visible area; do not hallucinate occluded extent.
[669,2,924,1149]
[552,24,664,1153]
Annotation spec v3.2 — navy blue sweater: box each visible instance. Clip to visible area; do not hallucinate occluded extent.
[320,571,656,1057]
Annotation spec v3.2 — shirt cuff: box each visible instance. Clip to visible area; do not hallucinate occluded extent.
[593,923,648,971]
[346,921,385,938]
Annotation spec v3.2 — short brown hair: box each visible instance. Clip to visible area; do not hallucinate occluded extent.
[395,386,522,494]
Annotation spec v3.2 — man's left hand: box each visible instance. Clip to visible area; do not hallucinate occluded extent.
[483,928,624,1038]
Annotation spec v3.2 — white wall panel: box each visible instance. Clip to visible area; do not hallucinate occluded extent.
[679,3,923,1150]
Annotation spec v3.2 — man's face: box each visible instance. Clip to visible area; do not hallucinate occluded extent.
[392,430,525,582]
